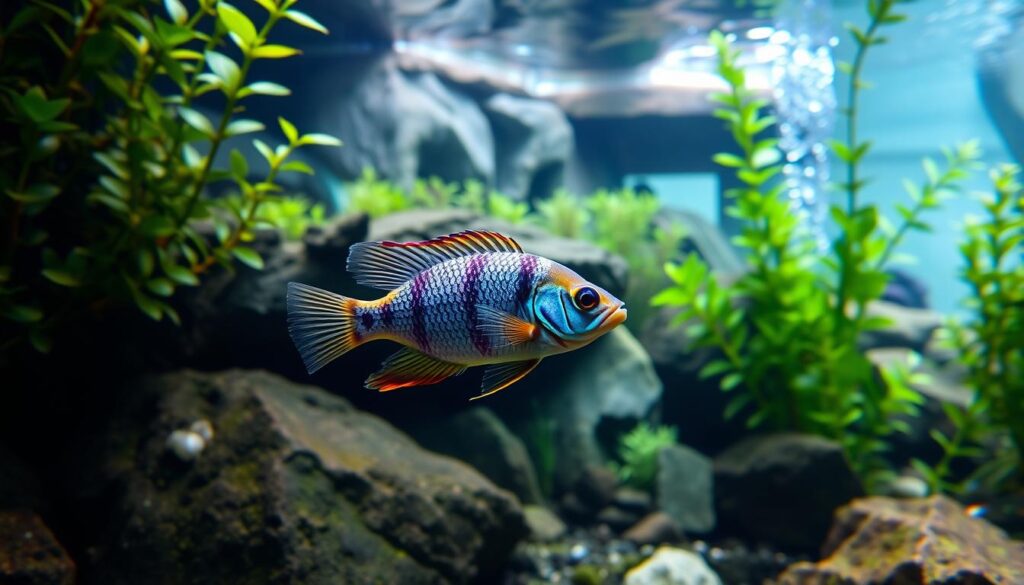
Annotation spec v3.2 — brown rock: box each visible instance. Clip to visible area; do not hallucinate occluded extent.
[575,465,619,510]
[777,495,1024,585]
[623,512,683,546]
[0,510,75,585]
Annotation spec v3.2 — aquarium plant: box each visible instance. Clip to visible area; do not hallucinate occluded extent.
[0,0,338,352]
[654,17,978,488]
[916,165,1024,494]
[345,168,412,217]
[535,189,591,240]
[613,422,677,490]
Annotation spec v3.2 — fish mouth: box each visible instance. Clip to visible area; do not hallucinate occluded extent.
[601,303,628,329]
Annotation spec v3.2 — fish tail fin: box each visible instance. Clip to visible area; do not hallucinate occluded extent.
[287,282,364,374]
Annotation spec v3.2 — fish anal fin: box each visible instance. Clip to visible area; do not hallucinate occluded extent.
[476,304,538,348]
[365,347,467,392]
[471,359,541,401]
[347,230,524,290]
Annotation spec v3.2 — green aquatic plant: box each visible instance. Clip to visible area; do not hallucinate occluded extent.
[522,406,557,500]
[535,189,591,240]
[916,165,1024,494]
[485,191,529,224]
[412,176,459,209]
[654,25,978,490]
[613,422,677,490]
[0,0,338,351]
[222,193,325,241]
[346,168,410,217]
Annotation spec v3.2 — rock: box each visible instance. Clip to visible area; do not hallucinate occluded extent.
[656,445,715,534]
[575,466,619,511]
[311,56,494,189]
[0,510,75,585]
[484,93,573,202]
[524,505,566,541]
[858,300,943,353]
[882,268,930,308]
[638,305,748,454]
[714,434,864,552]
[623,512,683,546]
[0,445,44,512]
[85,370,526,584]
[409,406,544,505]
[597,506,640,533]
[614,488,653,516]
[777,495,1024,585]
[367,208,629,298]
[624,546,723,585]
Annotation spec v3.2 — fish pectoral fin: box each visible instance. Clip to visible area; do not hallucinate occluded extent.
[476,304,538,348]
[365,347,467,392]
[471,359,542,401]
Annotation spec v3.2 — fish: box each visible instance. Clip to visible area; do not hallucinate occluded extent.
[286,230,627,399]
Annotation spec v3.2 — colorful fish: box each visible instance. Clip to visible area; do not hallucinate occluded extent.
[287,230,627,399]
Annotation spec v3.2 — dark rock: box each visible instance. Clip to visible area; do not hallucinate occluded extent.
[656,445,715,534]
[596,506,640,533]
[575,466,619,511]
[714,434,864,552]
[558,492,596,525]
[409,406,544,505]
[882,268,930,308]
[0,510,75,585]
[777,495,1024,585]
[858,300,943,353]
[84,369,526,584]
[624,546,723,585]
[613,488,652,516]
[484,93,573,202]
[524,505,566,542]
[623,512,682,546]
[311,56,494,188]
[368,208,629,298]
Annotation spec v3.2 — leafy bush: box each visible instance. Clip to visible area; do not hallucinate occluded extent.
[0,0,339,351]
[917,165,1024,494]
[346,168,411,217]
[613,422,677,490]
[653,15,978,489]
[535,189,590,240]
[222,193,325,241]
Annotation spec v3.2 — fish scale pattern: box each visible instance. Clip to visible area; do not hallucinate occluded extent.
[380,252,551,363]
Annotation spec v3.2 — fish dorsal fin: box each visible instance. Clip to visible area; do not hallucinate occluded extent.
[347,230,524,290]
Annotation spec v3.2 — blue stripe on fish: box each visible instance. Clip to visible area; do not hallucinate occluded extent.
[464,254,491,356]
[380,297,393,328]
[411,269,431,352]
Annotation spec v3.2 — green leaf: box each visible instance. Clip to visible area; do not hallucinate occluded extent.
[179,107,215,136]
[42,269,80,287]
[225,119,265,136]
[243,81,291,96]
[283,9,328,34]
[253,139,275,165]
[298,133,342,147]
[713,153,744,168]
[138,249,155,276]
[720,372,743,392]
[279,117,298,143]
[134,293,164,321]
[4,304,43,323]
[146,278,175,297]
[252,44,300,59]
[281,160,314,174]
[164,263,199,286]
[7,183,59,204]
[217,2,257,44]
[230,149,249,178]
[139,215,176,237]
[206,50,241,90]
[29,328,52,353]
[232,246,264,269]
[15,86,70,123]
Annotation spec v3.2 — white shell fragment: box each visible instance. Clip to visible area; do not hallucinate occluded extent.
[166,429,206,461]
[190,419,215,442]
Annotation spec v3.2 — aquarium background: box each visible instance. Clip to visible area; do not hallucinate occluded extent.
[1,0,1023,583]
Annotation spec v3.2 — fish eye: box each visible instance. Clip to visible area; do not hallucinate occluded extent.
[573,287,599,311]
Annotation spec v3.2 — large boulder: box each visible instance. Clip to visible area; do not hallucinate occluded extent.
[483,93,573,203]
[714,434,864,552]
[408,406,545,505]
[83,370,526,584]
[777,495,1024,585]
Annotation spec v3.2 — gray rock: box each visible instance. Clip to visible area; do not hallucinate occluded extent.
[623,512,683,546]
[313,56,494,189]
[596,506,640,532]
[858,300,944,353]
[524,505,566,541]
[368,208,629,298]
[575,465,619,511]
[614,487,653,515]
[86,370,526,584]
[714,433,864,552]
[656,445,715,534]
[409,406,544,505]
[624,546,723,585]
[484,93,573,202]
